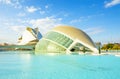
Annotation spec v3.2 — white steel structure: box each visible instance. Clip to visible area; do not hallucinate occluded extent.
[18,27,42,45]
[35,26,98,54]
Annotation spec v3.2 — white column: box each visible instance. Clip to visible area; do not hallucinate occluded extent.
[66,39,78,54]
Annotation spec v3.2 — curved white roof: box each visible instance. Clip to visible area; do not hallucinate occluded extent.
[52,26,98,53]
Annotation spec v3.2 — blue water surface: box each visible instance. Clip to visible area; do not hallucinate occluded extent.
[0,51,120,79]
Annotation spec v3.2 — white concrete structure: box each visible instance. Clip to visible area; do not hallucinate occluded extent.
[18,27,42,45]
[35,26,98,54]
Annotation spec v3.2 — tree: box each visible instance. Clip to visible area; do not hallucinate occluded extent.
[113,44,120,50]
[101,43,120,50]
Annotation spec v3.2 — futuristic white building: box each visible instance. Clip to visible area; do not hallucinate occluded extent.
[35,26,98,54]
[18,27,42,45]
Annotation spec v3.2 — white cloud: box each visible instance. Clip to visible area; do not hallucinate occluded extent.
[70,19,82,24]
[39,6,49,15]
[45,5,49,9]
[25,5,48,14]
[10,26,26,33]
[17,13,26,17]
[26,6,38,13]
[70,14,104,24]
[105,0,120,8]
[84,27,104,35]
[0,0,22,9]
[70,16,90,24]
[29,17,63,34]
[40,10,45,15]
[0,0,11,4]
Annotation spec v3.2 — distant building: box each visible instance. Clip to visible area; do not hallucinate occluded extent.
[18,27,42,45]
[0,43,9,46]
[35,26,98,54]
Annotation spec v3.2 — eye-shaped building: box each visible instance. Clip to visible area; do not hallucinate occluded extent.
[35,26,98,54]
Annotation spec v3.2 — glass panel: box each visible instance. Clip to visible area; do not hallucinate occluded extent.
[70,43,93,52]
[35,39,66,53]
[44,31,73,48]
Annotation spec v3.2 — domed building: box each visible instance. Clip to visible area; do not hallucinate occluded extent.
[18,27,42,45]
[35,26,98,54]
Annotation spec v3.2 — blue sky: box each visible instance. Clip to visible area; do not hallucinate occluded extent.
[0,0,120,44]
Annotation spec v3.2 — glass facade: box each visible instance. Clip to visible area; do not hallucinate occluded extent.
[44,31,73,48]
[70,43,92,52]
[35,31,93,54]
[35,39,66,53]
[35,31,74,53]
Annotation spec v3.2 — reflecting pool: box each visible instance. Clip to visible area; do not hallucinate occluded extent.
[0,51,120,79]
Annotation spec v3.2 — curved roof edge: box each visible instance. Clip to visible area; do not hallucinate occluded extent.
[52,25,98,53]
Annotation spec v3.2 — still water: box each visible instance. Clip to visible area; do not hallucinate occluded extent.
[0,51,120,79]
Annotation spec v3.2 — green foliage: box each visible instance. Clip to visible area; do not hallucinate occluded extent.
[101,43,120,50]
